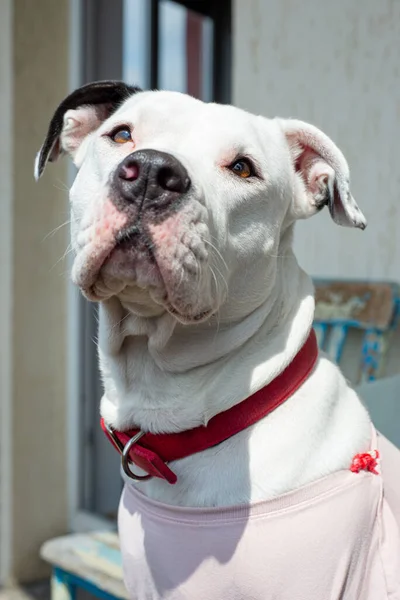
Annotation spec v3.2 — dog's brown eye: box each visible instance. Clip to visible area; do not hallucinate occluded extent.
[110,127,132,144]
[229,159,253,178]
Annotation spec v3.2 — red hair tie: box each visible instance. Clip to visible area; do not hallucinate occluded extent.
[350,450,380,475]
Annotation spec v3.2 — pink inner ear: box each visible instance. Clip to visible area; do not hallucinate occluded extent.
[61,104,110,157]
[281,119,366,228]
[294,144,317,175]
[294,144,335,209]
[295,145,332,192]
[308,161,334,196]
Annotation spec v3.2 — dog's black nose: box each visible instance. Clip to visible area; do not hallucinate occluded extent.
[114,149,191,212]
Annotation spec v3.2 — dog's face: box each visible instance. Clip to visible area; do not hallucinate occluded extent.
[36,81,366,325]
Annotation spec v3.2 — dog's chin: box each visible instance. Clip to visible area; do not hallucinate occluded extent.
[76,247,216,325]
[79,244,163,302]
[82,282,215,324]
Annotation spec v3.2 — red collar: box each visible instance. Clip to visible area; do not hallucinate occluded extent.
[101,329,318,484]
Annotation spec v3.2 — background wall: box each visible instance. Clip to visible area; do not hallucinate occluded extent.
[0,0,70,584]
[233,0,399,281]
[233,0,400,375]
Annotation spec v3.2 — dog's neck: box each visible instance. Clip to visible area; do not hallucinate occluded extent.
[99,244,315,433]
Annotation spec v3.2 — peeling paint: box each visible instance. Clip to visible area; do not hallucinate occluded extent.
[315,296,367,321]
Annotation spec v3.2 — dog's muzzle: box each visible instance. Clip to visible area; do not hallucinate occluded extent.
[113,149,191,214]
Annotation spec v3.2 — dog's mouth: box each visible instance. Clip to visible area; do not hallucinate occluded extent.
[78,226,214,324]
[72,197,216,323]
[81,224,161,298]
[115,224,148,248]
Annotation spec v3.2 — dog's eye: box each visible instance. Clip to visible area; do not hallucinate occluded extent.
[109,127,132,144]
[228,158,253,179]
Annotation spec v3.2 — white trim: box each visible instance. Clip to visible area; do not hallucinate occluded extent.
[0,0,13,585]
[67,0,83,531]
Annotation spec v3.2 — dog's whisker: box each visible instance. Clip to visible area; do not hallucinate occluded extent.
[194,256,202,295]
[115,311,133,333]
[177,266,185,292]
[209,267,222,335]
[53,179,71,193]
[58,269,72,279]
[42,219,71,242]
[211,262,229,298]
[49,244,74,272]
[201,237,229,274]
[200,236,229,299]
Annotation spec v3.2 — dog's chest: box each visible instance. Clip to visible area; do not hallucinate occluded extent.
[118,463,400,600]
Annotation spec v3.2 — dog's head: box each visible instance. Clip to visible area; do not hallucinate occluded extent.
[36,81,366,325]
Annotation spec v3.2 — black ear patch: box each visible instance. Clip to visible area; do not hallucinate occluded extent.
[35,80,142,179]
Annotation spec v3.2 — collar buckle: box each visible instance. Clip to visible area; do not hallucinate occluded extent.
[105,423,153,482]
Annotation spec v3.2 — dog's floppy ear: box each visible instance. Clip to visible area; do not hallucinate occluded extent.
[34,80,142,180]
[279,119,366,230]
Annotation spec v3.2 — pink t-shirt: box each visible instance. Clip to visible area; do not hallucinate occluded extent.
[118,432,400,600]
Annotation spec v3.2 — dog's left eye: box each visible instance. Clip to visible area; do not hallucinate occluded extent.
[109,127,132,144]
[228,158,254,179]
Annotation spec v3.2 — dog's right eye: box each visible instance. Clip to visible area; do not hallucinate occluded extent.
[109,127,132,144]
[228,157,255,179]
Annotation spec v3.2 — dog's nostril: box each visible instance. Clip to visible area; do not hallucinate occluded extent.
[120,163,139,181]
[158,166,190,194]
[158,167,179,192]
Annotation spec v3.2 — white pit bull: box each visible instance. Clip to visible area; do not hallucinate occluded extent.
[36,81,400,599]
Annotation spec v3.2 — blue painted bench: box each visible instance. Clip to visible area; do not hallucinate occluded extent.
[40,279,400,599]
[40,532,128,600]
[313,280,400,382]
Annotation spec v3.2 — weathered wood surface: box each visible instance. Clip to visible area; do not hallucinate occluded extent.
[40,532,128,600]
[313,280,400,382]
[314,281,397,330]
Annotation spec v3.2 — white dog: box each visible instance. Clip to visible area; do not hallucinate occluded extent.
[36,81,400,599]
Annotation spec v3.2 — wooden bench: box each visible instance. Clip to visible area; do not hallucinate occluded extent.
[40,532,128,600]
[41,279,400,599]
[314,280,400,382]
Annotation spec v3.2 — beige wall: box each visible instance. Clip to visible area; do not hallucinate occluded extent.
[0,0,70,584]
[233,0,400,376]
[233,0,400,281]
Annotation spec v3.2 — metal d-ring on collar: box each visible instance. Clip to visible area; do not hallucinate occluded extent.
[105,423,153,482]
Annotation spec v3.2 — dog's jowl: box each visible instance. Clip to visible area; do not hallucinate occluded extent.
[36,81,400,600]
